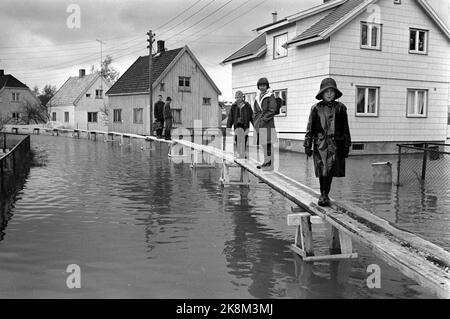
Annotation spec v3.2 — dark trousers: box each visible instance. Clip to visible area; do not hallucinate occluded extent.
[164,119,172,140]
[319,176,333,196]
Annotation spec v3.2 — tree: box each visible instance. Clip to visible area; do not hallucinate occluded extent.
[91,55,120,83]
[21,100,49,124]
[39,84,57,107]
[32,85,40,96]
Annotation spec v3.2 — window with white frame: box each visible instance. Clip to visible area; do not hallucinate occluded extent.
[172,109,182,124]
[133,108,143,124]
[113,109,122,123]
[273,33,288,59]
[178,77,191,92]
[12,112,21,119]
[361,22,382,50]
[11,92,20,102]
[87,112,98,123]
[356,86,379,116]
[244,92,256,109]
[52,112,56,121]
[64,112,69,122]
[273,89,287,117]
[407,89,427,117]
[409,29,428,54]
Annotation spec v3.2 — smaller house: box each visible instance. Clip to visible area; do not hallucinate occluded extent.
[106,41,222,136]
[49,69,111,130]
[0,69,41,122]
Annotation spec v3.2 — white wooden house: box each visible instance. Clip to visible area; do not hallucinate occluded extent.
[49,69,111,130]
[0,69,41,121]
[106,42,222,136]
[223,0,450,154]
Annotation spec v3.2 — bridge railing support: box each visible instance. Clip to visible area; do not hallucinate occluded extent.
[287,209,358,262]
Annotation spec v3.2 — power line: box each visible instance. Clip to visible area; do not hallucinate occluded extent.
[154,0,203,31]
[156,0,217,38]
[163,0,234,42]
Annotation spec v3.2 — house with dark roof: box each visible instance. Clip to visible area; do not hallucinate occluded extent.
[0,69,41,122]
[106,42,222,136]
[223,0,450,154]
[49,69,111,130]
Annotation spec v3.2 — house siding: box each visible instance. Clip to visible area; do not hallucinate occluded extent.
[330,0,450,143]
[75,77,110,131]
[108,50,220,135]
[0,87,40,119]
[231,23,331,139]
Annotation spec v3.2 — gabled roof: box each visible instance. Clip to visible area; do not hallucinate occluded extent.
[222,33,267,64]
[254,0,345,33]
[288,0,370,45]
[107,46,221,96]
[288,0,450,46]
[106,47,183,95]
[0,74,28,90]
[49,72,101,106]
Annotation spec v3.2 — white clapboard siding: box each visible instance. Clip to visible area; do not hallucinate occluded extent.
[75,76,110,131]
[157,51,220,130]
[108,50,220,135]
[330,0,450,142]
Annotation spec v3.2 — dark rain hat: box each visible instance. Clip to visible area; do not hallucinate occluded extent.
[166,96,172,101]
[315,77,343,100]
[257,77,270,89]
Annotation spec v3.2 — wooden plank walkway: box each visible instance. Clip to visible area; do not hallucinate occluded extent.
[9,126,450,298]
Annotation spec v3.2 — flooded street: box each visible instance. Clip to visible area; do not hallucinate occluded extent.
[0,135,447,298]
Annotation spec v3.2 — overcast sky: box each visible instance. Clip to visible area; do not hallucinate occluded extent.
[0,0,448,100]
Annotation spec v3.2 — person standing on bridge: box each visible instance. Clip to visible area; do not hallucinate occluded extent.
[227,90,253,159]
[253,77,278,170]
[163,97,173,141]
[304,78,351,207]
[154,95,165,139]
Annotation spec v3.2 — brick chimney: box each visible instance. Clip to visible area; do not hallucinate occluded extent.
[0,70,4,76]
[157,40,165,53]
[272,12,277,23]
[79,69,86,78]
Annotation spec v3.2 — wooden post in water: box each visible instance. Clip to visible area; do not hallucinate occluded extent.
[421,143,428,181]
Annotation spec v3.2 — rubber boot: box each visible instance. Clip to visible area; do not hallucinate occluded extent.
[318,177,326,206]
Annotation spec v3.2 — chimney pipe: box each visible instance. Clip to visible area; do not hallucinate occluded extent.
[157,40,165,53]
[79,69,86,78]
[272,12,277,23]
[0,70,4,76]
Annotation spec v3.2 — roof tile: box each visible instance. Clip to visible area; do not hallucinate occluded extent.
[106,47,183,95]
[222,33,266,64]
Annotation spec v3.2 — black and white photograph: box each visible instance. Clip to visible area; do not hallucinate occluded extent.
[0,0,449,304]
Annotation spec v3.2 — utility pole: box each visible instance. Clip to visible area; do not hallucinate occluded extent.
[147,30,155,136]
[96,39,105,89]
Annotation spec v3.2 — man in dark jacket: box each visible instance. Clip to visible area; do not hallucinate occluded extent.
[154,95,165,138]
[227,90,253,158]
[163,97,173,141]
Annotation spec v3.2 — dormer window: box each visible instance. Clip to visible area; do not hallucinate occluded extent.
[361,22,382,50]
[273,33,288,59]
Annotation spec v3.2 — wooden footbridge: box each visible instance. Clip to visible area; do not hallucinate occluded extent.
[7,126,450,298]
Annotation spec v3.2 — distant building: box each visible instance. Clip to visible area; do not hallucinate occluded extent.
[0,69,41,122]
[49,69,111,130]
[223,0,450,154]
[106,41,222,136]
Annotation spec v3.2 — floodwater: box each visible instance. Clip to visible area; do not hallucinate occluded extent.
[0,135,448,298]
